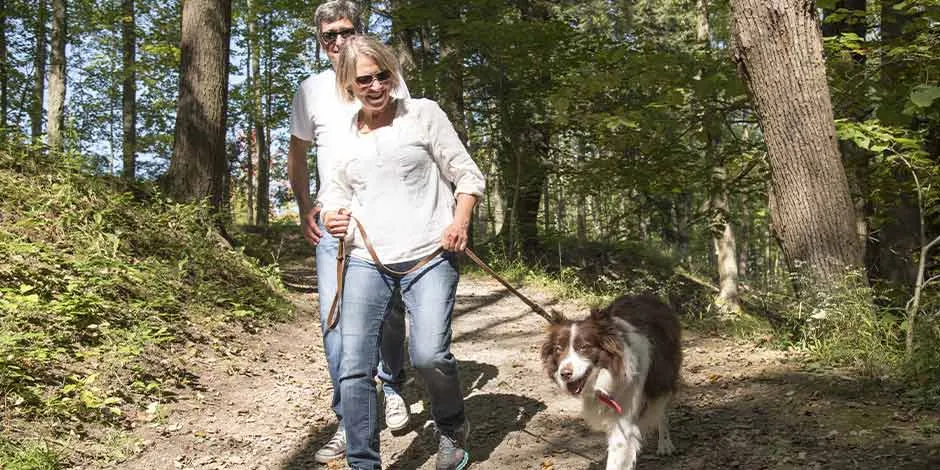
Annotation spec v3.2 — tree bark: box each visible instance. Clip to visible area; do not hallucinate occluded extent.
[730,0,865,288]
[164,0,231,215]
[46,0,66,152]
[699,0,742,314]
[1,0,7,133]
[249,0,269,226]
[31,0,47,144]
[122,0,137,181]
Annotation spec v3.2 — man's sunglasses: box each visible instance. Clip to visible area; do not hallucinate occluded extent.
[320,28,355,44]
[355,70,392,86]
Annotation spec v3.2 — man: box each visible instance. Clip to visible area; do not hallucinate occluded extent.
[286,1,411,464]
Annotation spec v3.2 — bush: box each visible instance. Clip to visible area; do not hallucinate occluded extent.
[0,145,292,428]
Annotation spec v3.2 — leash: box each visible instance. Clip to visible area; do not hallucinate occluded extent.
[326,213,563,330]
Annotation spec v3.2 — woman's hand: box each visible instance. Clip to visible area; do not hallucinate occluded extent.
[323,209,351,239]
[441,218,469,252]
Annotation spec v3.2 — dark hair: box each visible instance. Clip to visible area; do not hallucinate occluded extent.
[314,1,362,37]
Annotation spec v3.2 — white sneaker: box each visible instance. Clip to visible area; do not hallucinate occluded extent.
[314,428,346,463]
[384,393,411,432]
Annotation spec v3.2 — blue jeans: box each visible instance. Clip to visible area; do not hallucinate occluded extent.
[339,253,465,469]
[315,220,407,428]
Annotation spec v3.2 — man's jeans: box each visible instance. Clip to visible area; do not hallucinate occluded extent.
[339,253,466,469]
[315,220,407,427]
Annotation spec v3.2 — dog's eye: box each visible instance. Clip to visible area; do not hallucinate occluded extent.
[553,344,563,353]
[577,344,593,352]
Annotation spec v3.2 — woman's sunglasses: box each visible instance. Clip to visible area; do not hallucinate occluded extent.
[355,70,392,86]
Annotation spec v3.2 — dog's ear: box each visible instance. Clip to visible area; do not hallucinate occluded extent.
[540,329,559,380]
[599,335,625,379]
[590,307,610,321]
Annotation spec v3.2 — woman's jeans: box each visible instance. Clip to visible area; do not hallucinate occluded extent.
[315,220,407,428]
[339,253,466,469]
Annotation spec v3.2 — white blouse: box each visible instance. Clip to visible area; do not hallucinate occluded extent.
[319,98,486,264]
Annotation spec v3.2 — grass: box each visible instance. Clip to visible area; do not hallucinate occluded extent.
[0,142,294,465]
[0,439,60,470]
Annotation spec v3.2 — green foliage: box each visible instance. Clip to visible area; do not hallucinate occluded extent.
[0,143,292,426]
[792,271,904,377]
[0,439,60,470]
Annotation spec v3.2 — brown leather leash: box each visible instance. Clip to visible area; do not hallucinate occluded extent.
[326,213,563,330]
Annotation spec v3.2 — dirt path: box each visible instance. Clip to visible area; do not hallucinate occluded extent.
[94,254,939,470]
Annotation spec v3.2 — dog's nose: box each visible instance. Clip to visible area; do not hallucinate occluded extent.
[560,365,573,381]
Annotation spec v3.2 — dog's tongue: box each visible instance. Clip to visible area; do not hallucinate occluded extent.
[596,390,623,414]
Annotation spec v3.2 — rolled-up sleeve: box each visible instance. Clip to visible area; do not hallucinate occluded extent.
[424,100,486,198]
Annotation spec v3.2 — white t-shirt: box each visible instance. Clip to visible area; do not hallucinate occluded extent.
[320,98,486,264]
[289,68,409,200]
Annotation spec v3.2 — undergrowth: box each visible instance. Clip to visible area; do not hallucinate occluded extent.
[0,145,292,461]
[471,239,939,405]
[0,439,59,470]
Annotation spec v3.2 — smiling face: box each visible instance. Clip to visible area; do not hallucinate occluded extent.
[351,55,393,113]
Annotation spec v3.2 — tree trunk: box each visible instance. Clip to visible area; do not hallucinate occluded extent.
[46,0,66,152]
[122,0,137,181]
[249,1,269,226]
[31,0,47,144]
[699,0,742,314]
[1,0,7,133]
[164,0,231,215]
[822,1,870,266]
[865,0,919,286]
[246,129,255,224]
[730,0,865,289]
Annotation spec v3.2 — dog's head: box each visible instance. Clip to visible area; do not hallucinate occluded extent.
[540,308,625,396]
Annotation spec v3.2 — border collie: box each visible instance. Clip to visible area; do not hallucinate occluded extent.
[541,294,682,470]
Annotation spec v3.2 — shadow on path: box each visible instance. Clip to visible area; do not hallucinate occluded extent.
[386,392,547,469]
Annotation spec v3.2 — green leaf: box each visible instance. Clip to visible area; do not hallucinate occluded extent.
[910,85,940,108]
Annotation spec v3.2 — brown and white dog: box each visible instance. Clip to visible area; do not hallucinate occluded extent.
[541,294,682,470]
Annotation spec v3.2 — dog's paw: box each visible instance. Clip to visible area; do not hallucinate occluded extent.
[656,438,676,456]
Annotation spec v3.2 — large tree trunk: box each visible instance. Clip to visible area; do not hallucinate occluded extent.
[249,0,269,226]
[31,0,47,144]
[730,0,865,288]
[122,0,137,181]
[45,0,66,152]
[164,0,231,214]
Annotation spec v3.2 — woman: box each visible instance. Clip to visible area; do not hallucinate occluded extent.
[319,35,484,470]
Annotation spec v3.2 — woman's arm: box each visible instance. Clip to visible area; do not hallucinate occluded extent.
[318,157,355,239]
[424,101,486,198]
[441,193,479,252]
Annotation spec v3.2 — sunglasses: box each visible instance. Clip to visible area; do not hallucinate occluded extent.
[354,70,392,86]
[320,28,355,44]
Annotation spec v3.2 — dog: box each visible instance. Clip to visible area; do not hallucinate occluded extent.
[541,294,682,470]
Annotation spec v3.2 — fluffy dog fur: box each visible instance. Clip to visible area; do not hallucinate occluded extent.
[541,294,682,470]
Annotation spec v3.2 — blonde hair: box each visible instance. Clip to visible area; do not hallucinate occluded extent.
[335,35,403,103]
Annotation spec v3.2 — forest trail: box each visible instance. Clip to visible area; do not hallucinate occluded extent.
[94,247,939,470]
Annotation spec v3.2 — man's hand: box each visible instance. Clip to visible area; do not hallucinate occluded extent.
[323,209,351,239]
[300,205,323,246]
[441,218,469,252]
